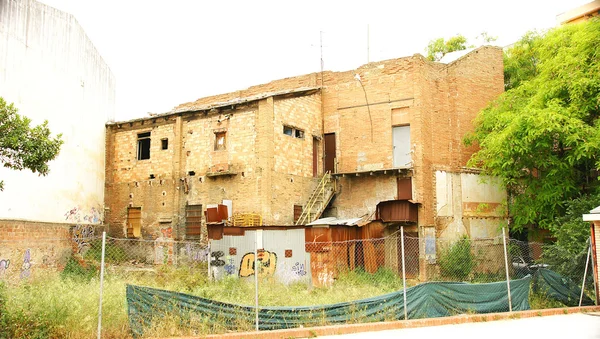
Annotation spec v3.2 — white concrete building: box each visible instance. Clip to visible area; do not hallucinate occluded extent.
[0,0,115,228]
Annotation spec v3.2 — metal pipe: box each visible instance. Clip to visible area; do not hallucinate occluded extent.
[502,227,513,312]
[401,226,408,320]
[97,231,107,339]
[255,231,259,331]
[579,239,592,307]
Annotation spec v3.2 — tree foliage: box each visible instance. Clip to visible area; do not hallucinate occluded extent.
[0,97,63,190]
[426,35,468,61]
[465,19,600,231]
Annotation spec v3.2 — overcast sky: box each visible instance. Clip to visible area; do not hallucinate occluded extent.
[38,0,587,122]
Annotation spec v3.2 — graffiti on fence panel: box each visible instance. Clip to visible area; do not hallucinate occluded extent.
[239,250,277,277]
[224,257,236,276]
[184,243,208,263]
[292,262,307,277]
[20,249,31,280]
[210,251,225,267]
[72,224,94,254]
[0,259,9,277]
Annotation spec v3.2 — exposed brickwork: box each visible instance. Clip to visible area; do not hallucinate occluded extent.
[105,47,504,241]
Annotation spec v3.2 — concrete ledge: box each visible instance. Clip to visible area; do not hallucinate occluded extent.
[160,305,600,339]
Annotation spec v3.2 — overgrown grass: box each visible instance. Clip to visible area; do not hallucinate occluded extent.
[0,260,583,338]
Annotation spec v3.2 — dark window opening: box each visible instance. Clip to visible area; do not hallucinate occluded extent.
[161,138,168,150]
[149,174,155,179]
[137,132,151,160]
[215,132,226,151]
[283,125,304,139]
[188,171,196,176]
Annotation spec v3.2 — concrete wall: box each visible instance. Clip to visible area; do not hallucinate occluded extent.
[0,0,115,224]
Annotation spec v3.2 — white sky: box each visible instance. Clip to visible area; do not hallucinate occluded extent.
[38,0,588,122]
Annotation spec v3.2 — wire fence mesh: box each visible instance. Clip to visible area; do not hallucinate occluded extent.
[0,228,597,338]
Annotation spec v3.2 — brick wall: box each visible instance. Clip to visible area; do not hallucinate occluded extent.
[105,47,504,238]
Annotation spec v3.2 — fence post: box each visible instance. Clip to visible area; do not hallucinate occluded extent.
[207,241,211,280]
[254,230,259,331]
[401,226,408,320]
[97,231,107,339]
[591,237,598,305]
[502,227,513,312]
[579,238,592,307]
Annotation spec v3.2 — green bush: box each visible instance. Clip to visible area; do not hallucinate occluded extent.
[60,256,99,281]
[438,236,475,281]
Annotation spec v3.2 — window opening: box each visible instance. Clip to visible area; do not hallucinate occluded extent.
[283,125,304,139]
[161,138,168,150]
[137,132,151,160]
[215,132,226,151]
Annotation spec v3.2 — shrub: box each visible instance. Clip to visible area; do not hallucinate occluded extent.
[438,236,475,281]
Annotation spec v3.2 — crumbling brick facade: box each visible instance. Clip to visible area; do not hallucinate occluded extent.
[105,46,505,253]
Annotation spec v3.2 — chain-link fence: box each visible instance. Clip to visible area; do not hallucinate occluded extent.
[0,228,597,338]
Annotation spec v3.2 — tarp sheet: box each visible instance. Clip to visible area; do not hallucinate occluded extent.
[532,268,594,306]
[126,276,531,337]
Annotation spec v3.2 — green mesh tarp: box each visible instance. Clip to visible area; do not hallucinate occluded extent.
[126,276,531,337]
[532,268,594,307]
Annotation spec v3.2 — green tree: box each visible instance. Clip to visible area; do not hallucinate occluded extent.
[426,32,497,62]
[0,98,63,190]
[426,34,468,61]
[465,19,600,231]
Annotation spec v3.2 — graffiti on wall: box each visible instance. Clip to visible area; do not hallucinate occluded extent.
[239,250,277,277]
[0,259,9,277]
[292,262,307,277]
[65,206,102,224]
[72,224,95,254]
[20,249,31,280]
[154,228,175,265]
[224,257,236,276]
[183,243,208,263]
[160,227,173,239]
[210,251,225,267]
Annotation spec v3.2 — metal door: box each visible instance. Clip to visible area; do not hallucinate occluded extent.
[393,125,411,167]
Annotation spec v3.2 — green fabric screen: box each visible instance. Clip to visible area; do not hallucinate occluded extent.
[126,276,531,337]
[532,268,593,307]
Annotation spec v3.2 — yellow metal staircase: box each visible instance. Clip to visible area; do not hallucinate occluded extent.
[295,171,336,225]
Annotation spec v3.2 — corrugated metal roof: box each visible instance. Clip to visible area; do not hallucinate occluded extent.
[307,217,363,226]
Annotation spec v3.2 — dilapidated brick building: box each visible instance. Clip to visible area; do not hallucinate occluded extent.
[105,46,506,278]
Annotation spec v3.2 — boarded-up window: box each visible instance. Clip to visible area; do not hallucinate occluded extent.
[393,125,410,167]
[127,207,142,238]
[215,132,226,151]
[397,177,412,200]
[185,204,203,238]
[137,132,151,160]
[293,205,303,223]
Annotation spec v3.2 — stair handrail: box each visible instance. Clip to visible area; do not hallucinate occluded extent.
[296,171,333,225]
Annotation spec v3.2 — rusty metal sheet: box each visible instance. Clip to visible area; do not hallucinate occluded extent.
[376,200,418,223]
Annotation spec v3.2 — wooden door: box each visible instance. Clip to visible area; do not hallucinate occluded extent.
[127,207,142,238]
[313,138,319,177]
[324,133,336,173]
[393,125,411,167]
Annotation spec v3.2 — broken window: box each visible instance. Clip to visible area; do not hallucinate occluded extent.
[137,132,151,160]
[185,204,203,238]
[214,131,226,151]
[283,125,304,139]
[127,207,142,238]
[161,138,168,150]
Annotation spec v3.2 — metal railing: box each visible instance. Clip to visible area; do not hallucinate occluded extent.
[295,171,335,225]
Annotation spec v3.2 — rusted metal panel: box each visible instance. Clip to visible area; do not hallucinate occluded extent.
[218,204,228,222]
[376,200,418,223]
[207,224,223,240]
[313,138,318,177]
[397,177,412,200]
[205,207,219,223]
[223,227,244,236]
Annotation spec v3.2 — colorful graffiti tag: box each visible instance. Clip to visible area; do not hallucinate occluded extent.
[72,224,95,254]
[184,243,208,263]
[292,262,307,277]
[210,251,225,267]
[224,257,236,275]
[239,250,277,277]
[20,249,31,280]
[65,206,102,224]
